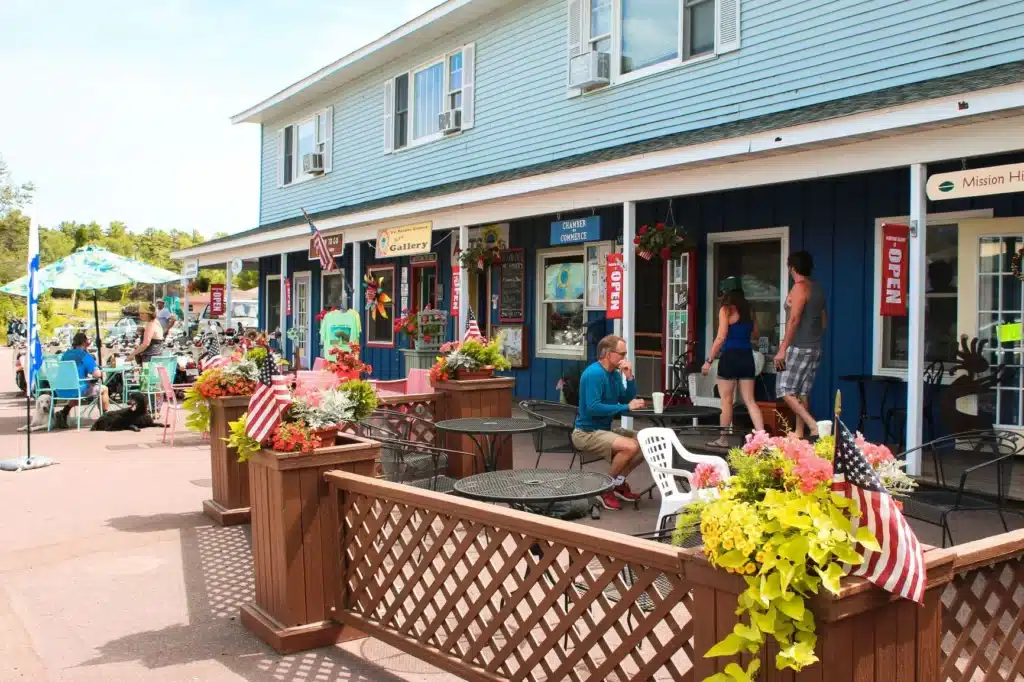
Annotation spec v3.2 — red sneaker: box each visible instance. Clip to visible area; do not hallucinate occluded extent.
[614,482,642,502]
[600,491,622,511]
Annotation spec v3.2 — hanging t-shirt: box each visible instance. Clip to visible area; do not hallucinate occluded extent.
[319,309,361,354]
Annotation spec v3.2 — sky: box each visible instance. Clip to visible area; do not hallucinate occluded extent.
[0,0,441,237]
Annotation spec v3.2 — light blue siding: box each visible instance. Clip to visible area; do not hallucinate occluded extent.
[259,0,1024,225]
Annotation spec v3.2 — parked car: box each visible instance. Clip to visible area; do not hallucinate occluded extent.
[105,316,140,345]
[195,301,258,334]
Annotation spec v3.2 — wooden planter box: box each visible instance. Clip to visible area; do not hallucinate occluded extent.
[240,433,381,654]
[433,376,514,477]
[686,545,956,681]
[202,395,252,526]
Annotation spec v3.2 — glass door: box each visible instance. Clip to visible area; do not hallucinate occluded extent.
[665,252,691,385]
[293,273,311,369]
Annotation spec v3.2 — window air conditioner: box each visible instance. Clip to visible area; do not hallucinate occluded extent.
[302,152,325,174]
[568,51,610,89]
[439,108,463,134]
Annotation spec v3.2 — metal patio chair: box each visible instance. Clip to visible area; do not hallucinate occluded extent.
[884,360,944,450]
[358,422,473,493]
[518,400,601,470]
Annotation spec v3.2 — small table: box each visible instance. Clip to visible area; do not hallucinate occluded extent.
[454,469,614,520]
[102,366,135,404]
[621,405,722,428]
[839,374,906,434]
[435,417,545,472]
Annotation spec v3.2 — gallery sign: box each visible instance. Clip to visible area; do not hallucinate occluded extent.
[927,163,1024,200]
[605,253,623,320]
[550,215,600,245]
[376,222,432,258]
[879,223,909,317]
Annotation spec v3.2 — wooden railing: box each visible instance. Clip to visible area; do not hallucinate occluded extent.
[322,472,1024,682]
[326,472,697,682]
[939,529,1024,682]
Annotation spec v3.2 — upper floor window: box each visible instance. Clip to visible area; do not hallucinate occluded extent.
[567,0,739,91]
[277,107,333,187]
[384,44,476,153]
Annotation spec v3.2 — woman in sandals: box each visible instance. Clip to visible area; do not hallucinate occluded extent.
[701,277,764,446]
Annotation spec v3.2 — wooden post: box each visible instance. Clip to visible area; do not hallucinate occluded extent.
[240,433,380,654]
[202,396,251,525]
[686,546,956,681]
[433,376,515,476]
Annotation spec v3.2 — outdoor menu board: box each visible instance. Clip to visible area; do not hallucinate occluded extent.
[498,248,525,322]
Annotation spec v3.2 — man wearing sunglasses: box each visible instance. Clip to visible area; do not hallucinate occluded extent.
[571,334,647,511]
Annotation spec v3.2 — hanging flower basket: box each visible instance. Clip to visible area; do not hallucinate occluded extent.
[634,222,690,261]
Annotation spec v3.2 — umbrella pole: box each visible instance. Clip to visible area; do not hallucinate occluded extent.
[25,382,32,465]
[93,292,102,367]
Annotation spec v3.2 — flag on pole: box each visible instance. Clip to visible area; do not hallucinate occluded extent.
[245,354,291,444]
[832,419,926,603]
[26,217,42,395]
[302,208,336,272]
[199,334,228,371]
[463,306,483,343]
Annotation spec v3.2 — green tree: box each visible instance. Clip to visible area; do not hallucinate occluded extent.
[0,154,34,214]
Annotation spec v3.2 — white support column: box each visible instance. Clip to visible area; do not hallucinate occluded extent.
[351,241,361,344]
[458,225,469,338]
[279,253,288,349]
[225,263,234,329]
[622,202,637,429]
[183,281,189,333]
[906,163,928,476]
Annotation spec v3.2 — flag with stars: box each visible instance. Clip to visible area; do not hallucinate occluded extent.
[246,354,291,444]
[199,334,227,371]
[303,208,336,272]
[463,306,483,343]
[832,419,925,603]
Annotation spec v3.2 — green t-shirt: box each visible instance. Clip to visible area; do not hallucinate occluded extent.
[319,309,361,353]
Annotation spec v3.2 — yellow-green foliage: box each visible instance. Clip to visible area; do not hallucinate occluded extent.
[225,413,261,463]
[183,385,210,433]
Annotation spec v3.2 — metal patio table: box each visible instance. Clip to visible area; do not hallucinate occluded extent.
[453,468,614,510]
[839,374,906,434]
[435,417,545,472]
[621,404,722,427]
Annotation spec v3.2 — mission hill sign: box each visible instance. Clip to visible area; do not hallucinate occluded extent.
[927,163,1024,200]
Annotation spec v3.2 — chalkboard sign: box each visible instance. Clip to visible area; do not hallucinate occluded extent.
[498,249,525,322]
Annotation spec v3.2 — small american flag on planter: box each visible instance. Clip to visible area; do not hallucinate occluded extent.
[637,250,654,260]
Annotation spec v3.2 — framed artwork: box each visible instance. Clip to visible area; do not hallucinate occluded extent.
[494,324,527,369]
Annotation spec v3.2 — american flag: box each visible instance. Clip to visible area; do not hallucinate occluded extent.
[832,419,926,603]
[463,306,483,343]
[303,208,336,272]
[246,354,292,444]
[199,335,227,371]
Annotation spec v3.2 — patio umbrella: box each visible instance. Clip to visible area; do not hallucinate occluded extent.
[0,245,181,365]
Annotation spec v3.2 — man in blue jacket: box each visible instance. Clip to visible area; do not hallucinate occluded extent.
[571,334,646,511]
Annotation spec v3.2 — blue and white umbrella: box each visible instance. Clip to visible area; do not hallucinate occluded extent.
[0,244,180,296]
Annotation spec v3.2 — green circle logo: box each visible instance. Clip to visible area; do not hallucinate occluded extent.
[939,181,955,193]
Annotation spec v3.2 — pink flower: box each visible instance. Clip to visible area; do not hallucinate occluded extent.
[792,456,833,493]
[743,430,772,454]
[855,432,894,466]
[777,435,815,463]
[692,463,723,489]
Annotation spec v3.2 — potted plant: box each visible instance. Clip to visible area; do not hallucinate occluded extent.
[456,241,502,271]
[673,430,917,680]
[429,337,511,383]
[634,221,690,261]
[323,343,372,382]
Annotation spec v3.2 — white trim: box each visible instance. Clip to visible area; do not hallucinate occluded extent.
[870,208,993,378]
[292,271,313,367]
[320,268,348,311]
[173,94,1024,263]
[390,45,471,153]
[279,107,332,187]
[705,227,789,357]
[535,245,588,360]
[264,274,282,333]
[365,264,397,346]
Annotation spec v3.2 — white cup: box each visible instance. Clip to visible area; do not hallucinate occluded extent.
[816,420,832,437]
[652,392,665,414]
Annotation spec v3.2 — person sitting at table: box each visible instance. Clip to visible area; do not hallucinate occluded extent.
[128,303,165,365]
[571,334,646,511]
[702,277,764,446]
[55,332,110,424]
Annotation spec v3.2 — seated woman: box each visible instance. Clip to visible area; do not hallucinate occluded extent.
[128,303,165,365]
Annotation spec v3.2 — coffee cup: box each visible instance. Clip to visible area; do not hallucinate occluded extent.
[652,392,665,414]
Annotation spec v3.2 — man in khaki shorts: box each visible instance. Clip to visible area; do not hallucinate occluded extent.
[570,335,646,511]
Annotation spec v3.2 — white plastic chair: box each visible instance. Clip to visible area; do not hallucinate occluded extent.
[637,427,731,532]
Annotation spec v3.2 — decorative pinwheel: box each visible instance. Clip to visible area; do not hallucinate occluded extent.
[363,273,392,320]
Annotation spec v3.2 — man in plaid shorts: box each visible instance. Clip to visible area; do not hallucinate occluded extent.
[774,251,827,439]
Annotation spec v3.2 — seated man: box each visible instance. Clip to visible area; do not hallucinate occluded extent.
[571,334,646,511]
[56,332,110,424]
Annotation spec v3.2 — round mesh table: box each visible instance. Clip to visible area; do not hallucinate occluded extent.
[454,469,614,505]
[435,417,545,472]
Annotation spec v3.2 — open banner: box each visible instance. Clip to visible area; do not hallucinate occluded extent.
[880,223,909,317]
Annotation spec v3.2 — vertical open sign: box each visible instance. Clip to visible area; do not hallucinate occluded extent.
[606,253,623,320]
[880,223,909,317]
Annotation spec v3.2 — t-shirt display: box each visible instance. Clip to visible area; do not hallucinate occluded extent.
[319,308,361,354]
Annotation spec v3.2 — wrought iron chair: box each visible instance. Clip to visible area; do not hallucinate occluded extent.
[358,420,471,493]
[899,429,1022,547]
[884,360,944,450]
[518,400,600,470]
[363,408,437,443]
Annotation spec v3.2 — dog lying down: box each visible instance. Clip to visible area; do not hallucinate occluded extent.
[16,394,51,432]
[91,392,164,432]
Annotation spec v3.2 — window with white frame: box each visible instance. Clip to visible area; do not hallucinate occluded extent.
[277,107,333,186]
[366,265,395,346]
[537,247,587,357]
[384,44,475,153]
[321,270,348,311]
[569,0,737,90]
[873,210,992,373]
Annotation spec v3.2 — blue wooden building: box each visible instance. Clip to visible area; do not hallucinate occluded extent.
[172,0,1024,468]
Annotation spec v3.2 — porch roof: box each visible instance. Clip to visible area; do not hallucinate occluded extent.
[174,62,1024,262]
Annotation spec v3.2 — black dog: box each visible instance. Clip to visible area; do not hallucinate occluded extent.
[91,392,164,432]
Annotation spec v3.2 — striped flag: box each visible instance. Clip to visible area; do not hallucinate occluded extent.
[199,334,227,371]
[245,354,291,444]
[463,306,483,343]
[832,419,925,603]
[302,208,336,272]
